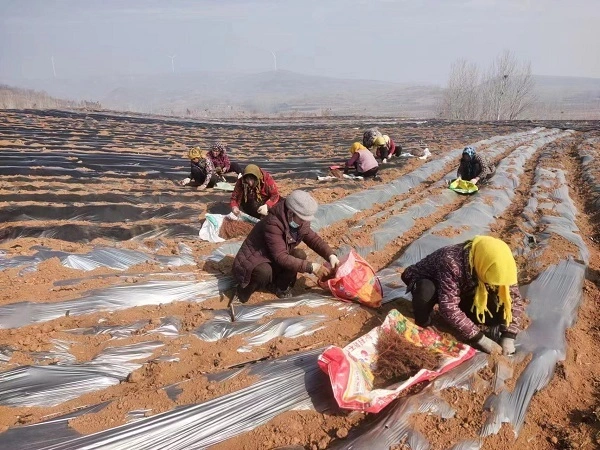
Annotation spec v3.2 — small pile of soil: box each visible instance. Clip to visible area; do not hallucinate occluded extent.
[373,329,440,388]
[218,218,255,240]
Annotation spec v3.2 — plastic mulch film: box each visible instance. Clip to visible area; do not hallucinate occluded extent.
[0,245,195,273]
[310,129,547,232]
[481,259,586,436]
[28,349,336,450]
[0,341,164,407]
[65,320,149,338]
[390,130,572,269]
[204,314,328,353]
[0,403,110,450]
[195,296,357,348]
[520,145,589,264]
[202,129,548,263]
[578,137,600,210]
[0,277,235,329]
[336,130,546,259]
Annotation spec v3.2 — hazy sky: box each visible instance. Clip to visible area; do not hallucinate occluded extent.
[1,0,599,85]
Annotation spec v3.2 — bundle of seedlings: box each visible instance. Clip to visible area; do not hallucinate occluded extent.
[329,168,344,179]
[219,218,255,240]
[372,328,440,388]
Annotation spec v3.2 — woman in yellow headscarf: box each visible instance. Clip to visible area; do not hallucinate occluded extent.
[181,147,219,190]
[400,235,524,355]
[344,142,379,178]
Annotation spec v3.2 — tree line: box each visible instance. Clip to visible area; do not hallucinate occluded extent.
[0,85,101,110]
[438,50,535,121]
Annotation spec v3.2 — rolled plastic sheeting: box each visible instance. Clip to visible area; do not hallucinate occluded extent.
[0,277,235,329]
[0,341,164,407]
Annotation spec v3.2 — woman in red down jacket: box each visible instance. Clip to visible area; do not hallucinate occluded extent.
[230,164,280,219]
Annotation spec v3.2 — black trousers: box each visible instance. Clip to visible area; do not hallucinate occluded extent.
[228,161,244,174]
[410,278,506,328]
[236,249,306,303]
[358,167,379,178]
[191,165,219,187]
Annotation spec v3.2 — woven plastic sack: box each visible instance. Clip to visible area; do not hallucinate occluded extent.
[318,309,476,413]
[449,178,479,195]
[319,249,383,307]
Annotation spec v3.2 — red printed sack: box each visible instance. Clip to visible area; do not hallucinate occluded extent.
[319,249,383,308]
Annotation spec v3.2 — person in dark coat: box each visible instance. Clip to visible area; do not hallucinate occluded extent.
[401,235,523,355]
[231,190,340,302]
[456,146,496,185]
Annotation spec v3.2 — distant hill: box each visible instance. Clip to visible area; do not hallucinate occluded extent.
[98,70,441,118]
[528,75,600,119]
[2,71,599,119]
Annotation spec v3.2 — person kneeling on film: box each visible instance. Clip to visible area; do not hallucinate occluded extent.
[400,235,523,356]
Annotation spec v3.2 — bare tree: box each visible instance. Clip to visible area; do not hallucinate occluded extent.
[439,59,480,120]
[480,50,535,120]
[440,51,535,121]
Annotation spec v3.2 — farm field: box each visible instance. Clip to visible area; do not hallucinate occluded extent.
[0,109,599,450]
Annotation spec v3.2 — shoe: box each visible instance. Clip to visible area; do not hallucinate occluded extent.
[275,287,293,299]
[382,158,387,164]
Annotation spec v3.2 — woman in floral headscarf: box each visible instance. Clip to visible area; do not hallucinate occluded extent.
[207,140,244,176]
[456,146,496,185]
[230,164,280,218]
[401,235,524,355]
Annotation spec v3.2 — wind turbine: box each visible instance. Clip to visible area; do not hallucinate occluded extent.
[51,56,56,78]
[270,51,277,71]
[168,54,176,73]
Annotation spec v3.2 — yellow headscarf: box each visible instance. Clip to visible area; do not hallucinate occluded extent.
[188,147,206,160]
[349,142,367,154]
[466,235,517,326]
[372,136,386,147]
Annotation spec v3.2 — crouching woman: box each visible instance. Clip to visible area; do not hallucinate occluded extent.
[401,235,524,355]
[231,190,339,303]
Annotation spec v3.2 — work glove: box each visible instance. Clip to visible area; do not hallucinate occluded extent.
[181,177,191,186]
[329,254,340,269]
[257,204,268,216]
[311,262,331,280]
[232,206,240,216]
[500,337,516,356]
[474,335,502,354]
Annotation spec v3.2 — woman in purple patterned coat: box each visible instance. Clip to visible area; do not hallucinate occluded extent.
[401,235,524,355]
